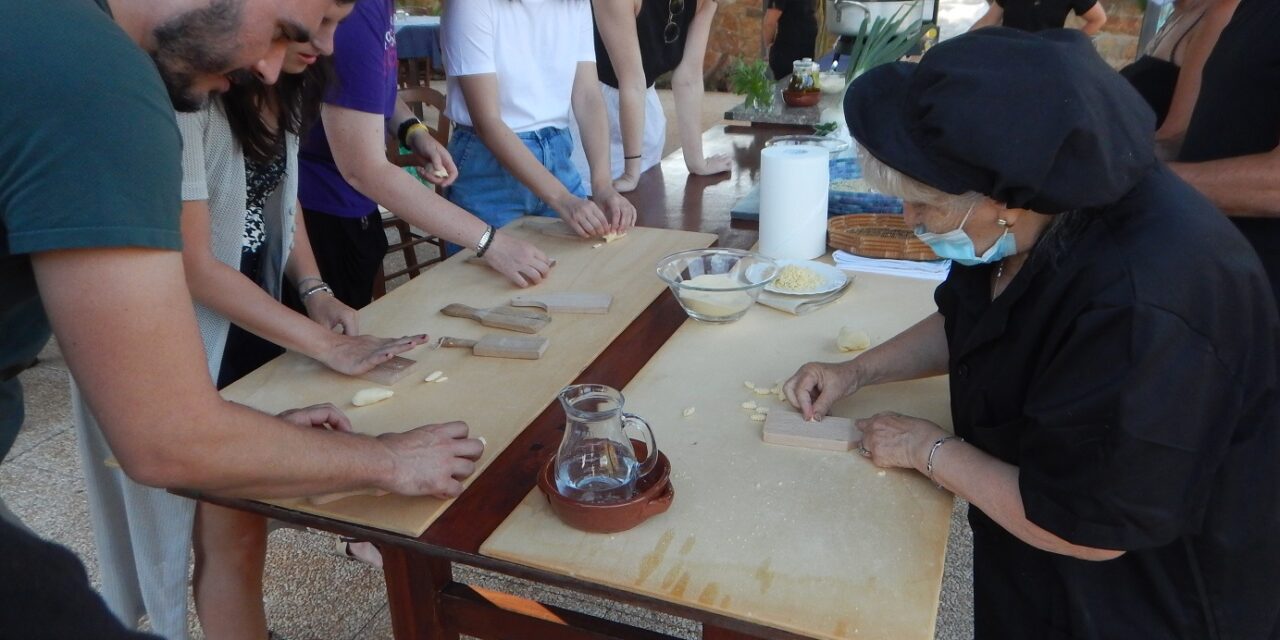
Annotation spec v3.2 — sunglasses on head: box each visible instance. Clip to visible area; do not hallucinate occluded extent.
[663,0,686,44]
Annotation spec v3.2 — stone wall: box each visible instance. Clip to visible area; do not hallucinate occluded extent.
[1071,0,1144,67]
[397,0,440,14]
[702,0,1144,88]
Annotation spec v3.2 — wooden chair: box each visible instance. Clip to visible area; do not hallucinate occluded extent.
[396,86,451,147]
[398,57,434,90]
[395,7,440,89]
[373,86,452,299]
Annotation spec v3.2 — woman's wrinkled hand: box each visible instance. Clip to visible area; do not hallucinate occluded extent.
[853,411,948,471]
[783,361,861,421]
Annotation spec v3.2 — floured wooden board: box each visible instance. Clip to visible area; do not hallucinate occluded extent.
[219,219,716,536]
[357,355,417,385]
[482,271,954,640]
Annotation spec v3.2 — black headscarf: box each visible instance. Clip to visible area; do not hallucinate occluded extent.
[844,27,1156,214]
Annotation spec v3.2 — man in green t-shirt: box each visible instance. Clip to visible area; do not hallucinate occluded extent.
[2,0,487,630]
[0,0,482,527]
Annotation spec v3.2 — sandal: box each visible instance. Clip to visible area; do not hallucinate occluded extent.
[335,536,384,569]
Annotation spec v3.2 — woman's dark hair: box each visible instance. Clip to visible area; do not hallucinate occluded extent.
[222,58,335,164]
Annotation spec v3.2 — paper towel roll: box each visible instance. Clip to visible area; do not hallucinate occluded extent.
[759,145,829,260]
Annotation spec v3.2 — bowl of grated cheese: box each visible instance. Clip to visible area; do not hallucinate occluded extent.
[656,248,779,323]
[761,260,850,296]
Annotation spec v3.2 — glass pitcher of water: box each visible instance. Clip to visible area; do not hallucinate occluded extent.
[554,384,658,504]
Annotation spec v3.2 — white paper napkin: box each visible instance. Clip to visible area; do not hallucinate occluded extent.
[833,250,951,281]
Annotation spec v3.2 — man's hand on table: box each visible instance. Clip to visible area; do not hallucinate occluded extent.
[592,187,637,235]
[278,403,355,432]
[377,421,485,498]
[482,233,554,288]
[783,360,862,421]
[318,332,430,377]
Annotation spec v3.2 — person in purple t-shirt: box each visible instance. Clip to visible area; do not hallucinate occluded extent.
[297,0,552,307]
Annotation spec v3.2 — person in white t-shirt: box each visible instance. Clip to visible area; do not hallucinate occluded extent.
[441,0,636,239]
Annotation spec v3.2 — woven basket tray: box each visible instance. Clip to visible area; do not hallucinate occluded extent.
[828,214,937,261]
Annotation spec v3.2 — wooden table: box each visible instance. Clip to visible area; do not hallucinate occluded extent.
[191,125,952,640]
[482,269,953,640]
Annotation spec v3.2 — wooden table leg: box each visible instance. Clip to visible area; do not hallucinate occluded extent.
[383,546,458,640]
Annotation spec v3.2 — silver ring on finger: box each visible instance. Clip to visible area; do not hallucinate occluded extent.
[857,446,871,458]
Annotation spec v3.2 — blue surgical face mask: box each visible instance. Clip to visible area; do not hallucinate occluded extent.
[914,206,1017,266]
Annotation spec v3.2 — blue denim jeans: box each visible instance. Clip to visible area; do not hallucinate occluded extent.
[446,125,586,234]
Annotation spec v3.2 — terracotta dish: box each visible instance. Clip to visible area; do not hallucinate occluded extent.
[782,89,821,108]
[828,213,937,261]
[538,441,674,534]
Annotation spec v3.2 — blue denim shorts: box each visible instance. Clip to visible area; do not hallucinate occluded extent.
[445,125,587,231]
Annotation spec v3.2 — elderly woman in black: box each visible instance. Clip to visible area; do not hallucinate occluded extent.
[784,28,1280,639]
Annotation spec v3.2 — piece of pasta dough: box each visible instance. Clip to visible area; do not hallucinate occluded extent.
[837,326,871,352]
[352,388,394,407]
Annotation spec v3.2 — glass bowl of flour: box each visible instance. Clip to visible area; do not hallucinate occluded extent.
[656,249,779,323]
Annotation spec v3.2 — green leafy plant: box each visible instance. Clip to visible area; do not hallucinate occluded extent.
[813,121,840,136]
[729,58,775,111]
[843,2,923,84]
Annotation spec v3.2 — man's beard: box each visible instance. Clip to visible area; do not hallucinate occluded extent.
[150,0,243,112]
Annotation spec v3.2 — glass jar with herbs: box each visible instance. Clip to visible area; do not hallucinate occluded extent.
[788,59,821,93]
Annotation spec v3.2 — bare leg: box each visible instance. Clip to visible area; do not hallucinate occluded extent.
[193,502,269,640]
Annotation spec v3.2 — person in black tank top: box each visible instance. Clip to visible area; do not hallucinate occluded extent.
[1170,0,1280,310]
[587,0,732,190]
[595,0,694,89]
[1119,0,1233,144]
[1120,1,1206,128]
[969,0,1106,35]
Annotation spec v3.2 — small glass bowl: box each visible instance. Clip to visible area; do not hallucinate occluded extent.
[765,134,851,158]
[819,71,847,94]
[655,249,779,324]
